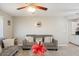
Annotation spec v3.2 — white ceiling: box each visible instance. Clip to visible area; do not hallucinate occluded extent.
[0,3,79,18]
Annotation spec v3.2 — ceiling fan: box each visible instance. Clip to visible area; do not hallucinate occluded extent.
[17,3,48,12]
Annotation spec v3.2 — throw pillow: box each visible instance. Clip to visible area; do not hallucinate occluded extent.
[44,37,52,43]
[3,39,15,48]
[25,37,33,42]
[35,37,42,43]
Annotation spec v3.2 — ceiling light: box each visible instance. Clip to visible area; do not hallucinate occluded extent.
[27,7,36,13]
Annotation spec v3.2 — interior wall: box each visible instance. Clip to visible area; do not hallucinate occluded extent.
[0,10,13,39]
[13,16,69,46]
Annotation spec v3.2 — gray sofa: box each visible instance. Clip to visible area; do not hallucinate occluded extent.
[22,35,58,50]
[0,38,19,56]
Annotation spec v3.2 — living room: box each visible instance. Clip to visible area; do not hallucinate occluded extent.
[0,3,79,56]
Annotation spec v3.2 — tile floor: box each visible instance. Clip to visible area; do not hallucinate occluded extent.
[15,44,79,56]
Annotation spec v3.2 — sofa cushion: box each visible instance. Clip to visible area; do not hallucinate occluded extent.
[0,46,19,56]
[3,39,15,48]
[44,43,54,47]
[25,37,33,43]
[26,42,34,45]
[44,37,52,43]
[35,37,42,43]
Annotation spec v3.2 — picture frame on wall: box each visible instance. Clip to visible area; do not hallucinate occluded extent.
[36,21,42,27]
[8,20,11,25]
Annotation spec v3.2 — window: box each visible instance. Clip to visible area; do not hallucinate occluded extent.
[0,16,3,38]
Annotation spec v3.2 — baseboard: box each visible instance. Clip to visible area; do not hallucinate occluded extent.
[69,42,79,47]
[58,44,68,46]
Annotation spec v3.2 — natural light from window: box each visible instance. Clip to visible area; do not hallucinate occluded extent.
[0,16,3,38]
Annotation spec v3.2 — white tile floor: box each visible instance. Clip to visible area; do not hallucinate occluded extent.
[16,44,79,56]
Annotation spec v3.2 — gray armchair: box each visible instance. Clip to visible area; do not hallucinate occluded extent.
[0,38,19,56]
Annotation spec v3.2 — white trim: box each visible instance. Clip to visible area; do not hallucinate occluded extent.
[58,44,68,46]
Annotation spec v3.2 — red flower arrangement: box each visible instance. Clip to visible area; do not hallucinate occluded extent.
[32,42,46,56]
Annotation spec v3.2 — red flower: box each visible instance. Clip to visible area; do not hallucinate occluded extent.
[32,43,46,56]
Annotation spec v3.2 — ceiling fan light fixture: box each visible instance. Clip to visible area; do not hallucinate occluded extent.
[27,6,36,13]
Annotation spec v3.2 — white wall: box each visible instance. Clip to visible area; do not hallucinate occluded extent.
[13,16,69,46]
[0,10,13,39]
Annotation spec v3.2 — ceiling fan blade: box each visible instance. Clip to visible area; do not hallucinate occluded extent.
[35,6,48,11]
[17,6,27,10]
